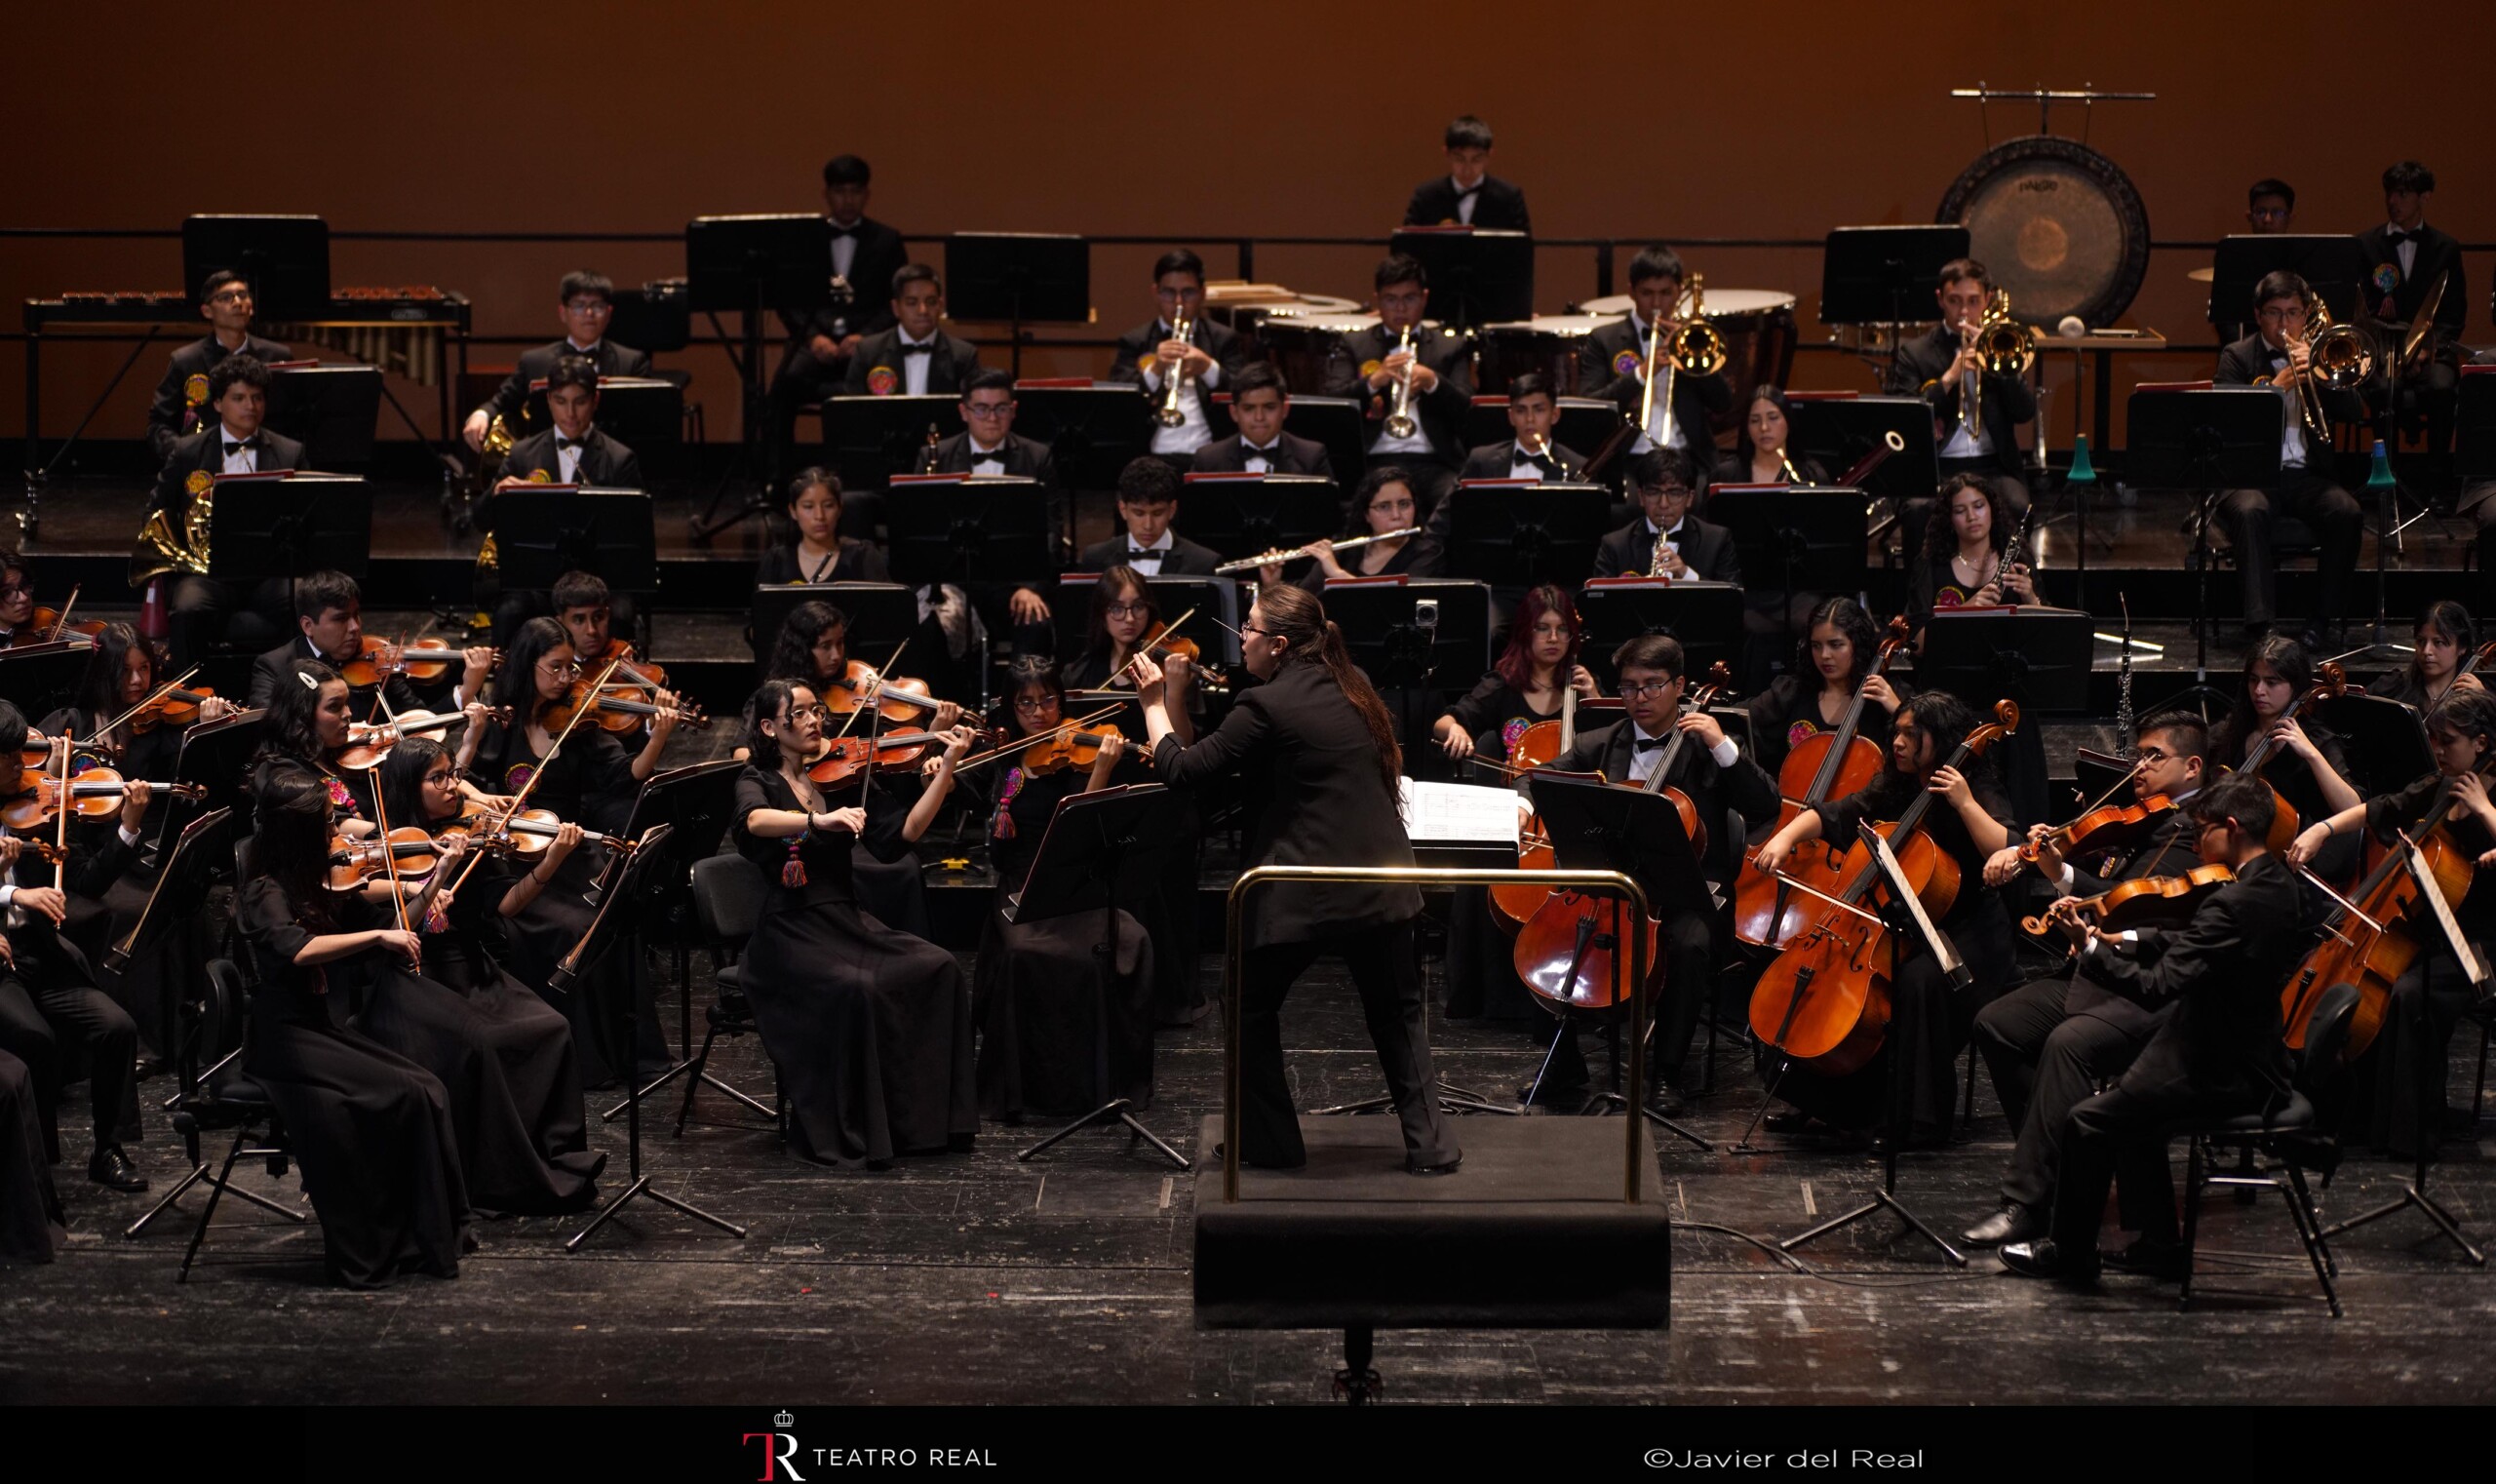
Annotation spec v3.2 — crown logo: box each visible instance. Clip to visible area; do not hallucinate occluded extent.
[773,1410,795,1428]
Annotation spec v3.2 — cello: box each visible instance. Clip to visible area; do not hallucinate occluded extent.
[1747,701,2019,1077]
[1734,616,1909,948]
[1509,665,1734,1010]
[2229,661,2347,854]
[1488,682,1575,930]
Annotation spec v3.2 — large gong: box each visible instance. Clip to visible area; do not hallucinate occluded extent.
[1935,135,2149,327]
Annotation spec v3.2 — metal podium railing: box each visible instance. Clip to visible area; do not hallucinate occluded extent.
[1220,865,1654,1204]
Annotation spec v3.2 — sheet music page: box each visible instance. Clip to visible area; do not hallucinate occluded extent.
[1399,778,1524,843]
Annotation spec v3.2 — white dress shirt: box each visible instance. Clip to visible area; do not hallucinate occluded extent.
[556,427,593,484]
[967,435,1010,477]
[1623,722,1740,786]
[895,329,939,397]
[828,216,862,282]
[1122,530,1176,575]
[2264,344,2309,470]
[1142,321,1221,455]
[1241,439,1284,474]
[1453,176,1479,226]
[217,420,261,475]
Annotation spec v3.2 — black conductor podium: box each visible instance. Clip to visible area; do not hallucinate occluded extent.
[1387,228,1532,330]
[204,472,370,579]
[1444,482,1612,589]
[1174,473,1341,563]
[490,486,658,593]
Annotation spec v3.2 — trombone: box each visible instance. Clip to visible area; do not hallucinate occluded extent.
[1154,314,1194,428]
[2265,294,2374,442]
[1950,289,2037,437]
[1637,273,1729,447]
[1384,325,1421,439]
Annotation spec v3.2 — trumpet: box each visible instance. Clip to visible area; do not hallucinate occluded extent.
[1384,325,1421,439]
[1213,527,1422,575]
[1638,273,1730,447]
[2265,294,2374,442]
[1153,314,1194,428]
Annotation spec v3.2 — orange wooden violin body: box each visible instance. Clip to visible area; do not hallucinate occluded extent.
[807,725,1002,790]
[23,606,104,644]
[1018,723,1125,775]
[324,828,444,891]
[1747,700,2018,1077]
[130,683,220,733]
[546,683,706,734]
[0,767,204,831]
[335,707,513,770]
[824,660,936,722]
[1735,617,1910,950]
[2021,863,2235,940]
[2281,797,2476,1063]
[340,635,477,687]
[2020,793,2177,865]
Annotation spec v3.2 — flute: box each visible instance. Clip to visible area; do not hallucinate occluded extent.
[1214,527,1422,575]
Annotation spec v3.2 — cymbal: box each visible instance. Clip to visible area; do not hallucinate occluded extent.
[2185,266,2215,284]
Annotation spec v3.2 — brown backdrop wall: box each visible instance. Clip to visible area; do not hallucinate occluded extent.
[7,0,2491,447]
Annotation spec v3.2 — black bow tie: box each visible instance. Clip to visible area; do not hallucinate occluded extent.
[900,341,935,355]
[1127,547,1162,560]
[829,225,859,241]
[223,438,258,455]
[556,436,583,451]
[971,445,1007,460]
[1524,451,1556,474]
[1245,444,1279,458]
[1456,185,1481,198]
[1634,735,1671,753]
[2385,228,2414,246]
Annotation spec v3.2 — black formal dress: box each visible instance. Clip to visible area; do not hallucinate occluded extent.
[1321,323,1474,507]
[1973,813,2202,1221]
[474,339,653,426]
[1190,432,1336,482]
[235,877,468,1288]
[2209,717,2361,884]
[1403,175,1531,232]
[1288,533,1445,595]
[150,426,312,671]
[1150,661,1456,1170]
[148,332,292,459]
[2047,854,2304,1255]
[754,537,891,588]
[2210,332,2365,635]
[1057,649,1207,1025]
[730,766,975,1167]
[840,330,980,397]
[0,822,145,1162]
[965,762,1155,1121]
[1436,673,1564,1025]
[1883,324,2033,551]
[1590,515,1741,582]
[1576,316,1733,462]
[0,1048,60,1262]
[1766,767,2021,1143]
[1742,674,1903,781]
[247,635,423,719]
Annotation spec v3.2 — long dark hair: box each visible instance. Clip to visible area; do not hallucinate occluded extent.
[489,616,571,718]
[1891,688,2000,786]
[377,737,453,835]
[2410,600,2477,687]
[2214,634,2316,759]
[1254,584,1402,806]
[1734,384,1796,468]
[1796,596,1883,690]
[2426,689,2496,762]
[997,654,1066,738]
[254,658,341,766]
[1342,466,1416,539]
[740,678,809,762]
[71,621,150,722]
[1923,471,2013,566]
[1493,584,1580,693]
[763,600,847,687]
[248,761,337,931]
[1082,566,1155,663]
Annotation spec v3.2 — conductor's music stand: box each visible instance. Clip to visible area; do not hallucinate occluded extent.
[208,473,370,579]
[684,213,833,537]
[2209,234,2370,328]
[183,215,330,320]
[1325,578,1492,690]
[490,486,658,594]
[749,581,917,664]
[946,233,1091,378]
[264,365,381,469]
[1173,473,1341,561]
[1387,228,1532,330]
[817,394,965,497]
[1444,483,1612,589]
[563,822,749,1250]
[885,476,1057,589]
[1522,773,1714,1151]
[1576,580,1745,684]
[1010,382,1153,494]
[1006,784,1190,1170]
[2126,386,2283,687]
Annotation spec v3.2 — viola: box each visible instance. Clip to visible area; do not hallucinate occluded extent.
[334,707,512,770]
[1736,616,1911,950]
[2018,792,2177,865]
[1747,700,2020,1077]
[1510,664,1736,1012]
[2230,661,2347,855]
[1017,722,1127,775]
[0,767,206,831]
[323,827,446,892]
[2020,863,2235,941]
[806,725,1000,790]
[545,683,707,735]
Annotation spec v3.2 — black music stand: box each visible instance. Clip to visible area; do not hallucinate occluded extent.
[1280,396,1370,489]
[1387,228,1532,330]
[2126,387,2283,686]
[817,394,965,498]
[1576,580,1745,683]
[2314,692,2435,800]
[0,643,95,722]
[606,279,692,354]
[183,215,330,320]
[1445,483,1611,589]
[155,709,265,866]
[1714,485,1871,655]
[595,759,748,1124]
[491,487,658,593]
[1819,225,1968,329]
[1173,474,1341,562]
[886,477,1057,589]
[1918,607,2094,715]
[685,213,833,536]
[1325,578,1492,689]
[1783,398,1938,513]
[1011,384,1154,494]
[207,474,370,580]
[2457,371,2496,485]
[2209,235,2370,329]
[265,366,381,469]
[946,233,1090,378]
[524,378,685,460]
[1005,784,1190,1170]
[1522,773,1713,1150]
[749,581,917,664]
[562,822,748,1250]
[1462,398,1623,459]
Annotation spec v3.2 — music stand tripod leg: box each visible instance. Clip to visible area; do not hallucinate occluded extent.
[1016,877,1190,1171]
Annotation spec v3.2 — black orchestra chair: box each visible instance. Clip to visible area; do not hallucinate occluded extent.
[2171,983,2356,1319]
[158,957,309,1283]
[675,852,786,1140]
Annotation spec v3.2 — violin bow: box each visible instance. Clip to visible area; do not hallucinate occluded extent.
[82,665,202,748]
[50,730,71,893]
[46,584,80,643]
[1111,605,1201,686]
[828,638,911,746]
[367,763,416,961]
[948,703,1129,777]
[440,655,621,900]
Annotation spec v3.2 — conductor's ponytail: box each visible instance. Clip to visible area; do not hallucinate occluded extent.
[1257,585,1404,810]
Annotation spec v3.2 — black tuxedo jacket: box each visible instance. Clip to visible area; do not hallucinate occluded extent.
[1403,175,1532,233]
[248,634,421,717]
[1457,439,1586,483]
[476,339,654,423]
[2057,812,2203,1035]
[149,334,292,459]
[1075,533,1224,575]
[1591,516,1741,583]
[150,426,310,517]
[2214,332,2368,440]
[1576,317,1732,447]
[1190,431,1336,481]
[777,216,912,366]
[2078,852,2304,1101]
[1321,322,1473,468]
[1107,318,1253,395]
[840,329,980,397]
[1539,715,1777,884]
[2356,222,2467,346]
[1884,324,2035,475]
[495,425,643,488]
[1151,660,1420,948]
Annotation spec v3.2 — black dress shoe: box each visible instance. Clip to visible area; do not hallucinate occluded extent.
[1408,1150,1462,1176]
[1763,1108,1811,1134]
[1962,1203,2042,1247]
[1646,1082,1690,1118]
[88,1145,148,1192]
[2099,1236,2187,1279]
[1999,1239,2098,1285]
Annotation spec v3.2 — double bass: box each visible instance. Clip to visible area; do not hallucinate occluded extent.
[1747,701,2019,1077]
[1734,616,1909,949]
[1509,665,1734,1011]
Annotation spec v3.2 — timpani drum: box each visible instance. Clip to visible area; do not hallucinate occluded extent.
[1579,288,1798,432]
[1259,310,1382,395]
[1473,313,1614,396]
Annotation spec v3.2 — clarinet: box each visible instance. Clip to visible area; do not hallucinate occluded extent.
[2114,593,2136,759]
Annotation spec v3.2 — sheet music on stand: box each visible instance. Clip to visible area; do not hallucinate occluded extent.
[1398,778,1524,845]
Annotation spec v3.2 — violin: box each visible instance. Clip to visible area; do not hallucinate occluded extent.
[1736,617,1910,950]
[2018,792,2177,865]
[806,725,1000,790]
[1017,722,1127,775]
[2021,863,2236,941]
[452,806,634,857]
[598,642,669,692]
[0,767,205,831]
[2230,661,2347,854]
[129,683,224,733]
[334,707,512,770]
[324,827,447,892]
[1125,619,1229,696]
[544,683,707,735]
[340,635,483,688]
[1747,700,2020,1077]
[1510,664,1736,1012]
[22,605,104,644]
[822,659,940,722]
